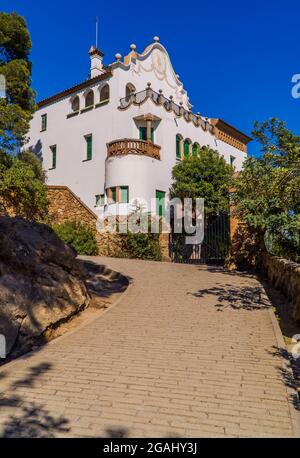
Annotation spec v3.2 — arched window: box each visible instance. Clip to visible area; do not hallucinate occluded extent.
[85,90,94,108]
[126,83,136,99]
[100,84,110,103]
[71,95,80,112]
[176,134,183,159]
[184,139,192,157]
[192,142,200,157]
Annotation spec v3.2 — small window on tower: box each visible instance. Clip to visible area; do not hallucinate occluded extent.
[41,114,47,132]
[120,186,129,204]
[99,84,110,103]
[50,145,57,169]
[95,194,105,207]
[84,134,93,161]
[71,96,80,112]
[85,90,94,108]
[230,155,236,167]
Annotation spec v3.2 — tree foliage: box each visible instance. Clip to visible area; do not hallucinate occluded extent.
[233,118,300,261]
[0,12,36,153]
[170,147,233,216]
[52,221,98,256]
[0,151,48,221]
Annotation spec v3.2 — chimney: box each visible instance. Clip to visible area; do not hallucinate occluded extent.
[89,46,105,78]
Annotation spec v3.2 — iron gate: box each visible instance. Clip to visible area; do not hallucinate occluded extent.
[169,213,230,265]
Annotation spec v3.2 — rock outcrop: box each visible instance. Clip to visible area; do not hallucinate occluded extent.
[0,217,90,358]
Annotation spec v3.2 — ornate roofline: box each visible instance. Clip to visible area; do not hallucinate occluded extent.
[119,84,250,153]
[37,71,112,109]
[110,40,192,109]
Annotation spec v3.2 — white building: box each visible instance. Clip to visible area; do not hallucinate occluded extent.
[27,37,251,219]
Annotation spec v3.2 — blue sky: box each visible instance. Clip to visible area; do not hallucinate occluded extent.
[2,0,300,156]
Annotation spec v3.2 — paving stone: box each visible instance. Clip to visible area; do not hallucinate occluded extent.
[0,257,298,438]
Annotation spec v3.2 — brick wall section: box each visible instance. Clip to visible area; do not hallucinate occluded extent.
[262,253,300,322]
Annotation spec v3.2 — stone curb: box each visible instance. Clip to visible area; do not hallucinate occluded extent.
[268,308,300,438]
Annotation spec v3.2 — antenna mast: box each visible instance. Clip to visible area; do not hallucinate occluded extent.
[96,16,99,49]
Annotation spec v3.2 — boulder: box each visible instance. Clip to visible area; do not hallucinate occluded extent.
[0,217,90,357]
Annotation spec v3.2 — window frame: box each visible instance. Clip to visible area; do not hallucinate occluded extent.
[85,90,94,108]
[156,190,166,217]
[176,134,183,159]
[99,84,110,104]
[95,194,105,207]
[119,186,129,204]
[84,134,93,161]
[49,145,57,169]
[139,126,154,142]
[41,114,47,132]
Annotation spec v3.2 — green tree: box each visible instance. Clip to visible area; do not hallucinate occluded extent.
[0,151,48,221]
[0,12,36,153]
[52,221,98,256]
[170,146,233,216]
[233,118,300,261]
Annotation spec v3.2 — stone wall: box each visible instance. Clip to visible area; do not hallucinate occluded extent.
[47,186,170,259]
[262,253,300,322]
[47,186,123,256]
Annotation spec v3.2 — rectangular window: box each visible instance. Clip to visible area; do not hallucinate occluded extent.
[156,190,166,217]
[107,187,117,204]
[85,134,93,161]
[176,135,181,159]
[50,145,56,169]
[230,155,236,167]
[120,186,129,204]
[139,127,154,142]
[41,114,47,131]
[95,194,105,207]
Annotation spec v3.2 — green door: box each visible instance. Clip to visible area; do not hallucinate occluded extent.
[139,127,154,142]
[156,190,166,217]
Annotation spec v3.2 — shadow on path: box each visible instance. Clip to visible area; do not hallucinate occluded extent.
[0,361,70,438]
[190,284,270,311]
[267,346,300,412]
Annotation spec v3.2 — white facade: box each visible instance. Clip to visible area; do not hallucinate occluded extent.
[26,38,250,217]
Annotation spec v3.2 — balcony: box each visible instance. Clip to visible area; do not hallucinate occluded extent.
[107,138,161,160]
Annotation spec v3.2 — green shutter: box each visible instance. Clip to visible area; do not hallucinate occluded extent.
[184,140,190,157]
[151,128,154,143]
[50,145,56,169]
[86,135,92,160]
[139,127,147,141]
[120,186,129,204]
[156,190,166,217]
[111,187,116,203]
[192,143,199,157]
[176,135,181,158]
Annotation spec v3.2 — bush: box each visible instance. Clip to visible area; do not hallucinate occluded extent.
[119,232,162,261]
[52,221,98,256]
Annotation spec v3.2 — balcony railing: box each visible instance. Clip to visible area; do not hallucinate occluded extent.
[107,138,161,160]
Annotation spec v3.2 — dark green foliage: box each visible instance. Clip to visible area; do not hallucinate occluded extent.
[0,12,36,153]
[119,232,162,261]
[233,118,300,262]
[52,221,98,256]
[0,150,48,221]
[170,147,232,216]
